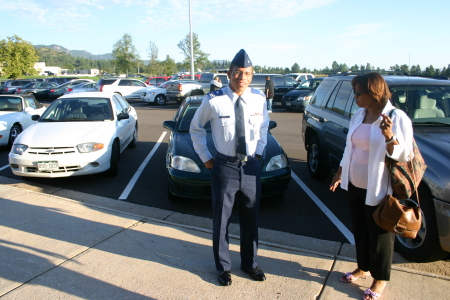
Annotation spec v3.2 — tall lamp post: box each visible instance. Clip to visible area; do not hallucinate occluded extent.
[189,0,195,80]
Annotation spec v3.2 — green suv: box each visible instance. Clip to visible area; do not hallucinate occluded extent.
[302,74,450,263]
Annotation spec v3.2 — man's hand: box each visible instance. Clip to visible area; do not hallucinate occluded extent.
[204,158,214,169]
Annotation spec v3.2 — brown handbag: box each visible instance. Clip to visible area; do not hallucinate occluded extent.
[373,109,425,239]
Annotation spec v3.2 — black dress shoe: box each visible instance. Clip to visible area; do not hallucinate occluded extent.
[217,271,232,286]
[241,266,266,281]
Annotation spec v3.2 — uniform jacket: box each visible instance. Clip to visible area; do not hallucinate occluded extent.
[190,85,269,163]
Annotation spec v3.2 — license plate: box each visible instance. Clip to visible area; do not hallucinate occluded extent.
[37,161,59,171]
[286,102,291,106]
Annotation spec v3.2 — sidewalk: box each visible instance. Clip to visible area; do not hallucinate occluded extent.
[1,178,449,299]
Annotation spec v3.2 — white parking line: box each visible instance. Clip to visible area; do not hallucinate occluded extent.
[291,171,355,245]
[119,131,167,200]
[0,165,9,171]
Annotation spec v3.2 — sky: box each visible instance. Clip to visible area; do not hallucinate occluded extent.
[1,0,449,72]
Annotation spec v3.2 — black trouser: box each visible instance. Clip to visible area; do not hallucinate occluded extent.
[211,153,261,272]
[348,182,395,281]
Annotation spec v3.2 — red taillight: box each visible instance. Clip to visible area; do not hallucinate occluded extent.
[178,83,182,91]
[100,85,104,92]
[67,88,73,92]
[17,89,21,93]
[50,89,55,93]
[4,88,8,92]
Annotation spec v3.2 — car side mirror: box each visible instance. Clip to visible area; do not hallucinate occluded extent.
[163,120,176,131]
[31,115,40,121]
[269,120,277,130]
[117,112,129,120]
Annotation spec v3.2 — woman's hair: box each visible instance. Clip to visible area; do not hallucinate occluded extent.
[351,72,391,103]
[214,76,220,81]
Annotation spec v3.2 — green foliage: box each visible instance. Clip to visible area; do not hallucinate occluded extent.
[112,33,140,74]
[291,63,301,73]
[177,33,209,71]
[0,35,39,79]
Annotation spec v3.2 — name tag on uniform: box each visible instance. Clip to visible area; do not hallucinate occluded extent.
[219,116,230,118]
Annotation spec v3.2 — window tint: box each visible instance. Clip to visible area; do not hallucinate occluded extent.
[24,97,37,109]
[251,75,266,85]
[284,76,295,86]
[218,74,229,84]
[273,77,284,86]
[100,79,116,85]
[310,79,336,106]
[326,81,352,115]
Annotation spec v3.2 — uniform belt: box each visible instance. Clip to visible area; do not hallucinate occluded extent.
[216,152,253,162]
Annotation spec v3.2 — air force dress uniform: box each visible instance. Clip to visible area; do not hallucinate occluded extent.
[190,49,270,282]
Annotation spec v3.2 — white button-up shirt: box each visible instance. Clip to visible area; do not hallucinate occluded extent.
[339,101,414,206]
[190,85,270,163]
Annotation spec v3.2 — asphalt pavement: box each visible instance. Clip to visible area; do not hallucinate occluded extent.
[1,175,449,299]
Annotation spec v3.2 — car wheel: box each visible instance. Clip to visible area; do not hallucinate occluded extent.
[8,124,22,147]
[394,186,449,262]
[307,135,330,180]
[129,126,138,148]
[106,141,119,177]
[155,95,167,106]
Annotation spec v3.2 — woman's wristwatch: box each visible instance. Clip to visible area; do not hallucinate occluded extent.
[385,134,396,144]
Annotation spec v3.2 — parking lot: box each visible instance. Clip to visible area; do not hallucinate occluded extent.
[0,100,448,276]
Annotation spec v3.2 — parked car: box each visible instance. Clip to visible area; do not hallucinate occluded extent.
[0,95,46,147]
[16,82,58,100]
[144,76,172,86]
[140,85,168,105]
[97,78,148,97]
[163,96,291,200]
[65,82,98,94]
[249,74,295,102]
[9,92,138,177]
[301,74,450,262]
[48,80,94,100]
[2,79,36,94]
[285,73,315,83]
[44,77,79,85]
[171,74,201,80]
[281,77,325,111]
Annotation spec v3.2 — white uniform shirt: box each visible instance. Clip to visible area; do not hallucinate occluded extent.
[190,85,270,163]
[339,101,414,206]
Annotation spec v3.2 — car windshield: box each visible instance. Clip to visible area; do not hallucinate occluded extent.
[177,104,211,132]
[0,97,22,111]
[295,79,322,90]
[389,84,450,125]
[39,97,113,122]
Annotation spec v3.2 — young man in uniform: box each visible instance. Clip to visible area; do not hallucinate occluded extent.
[190,49,270,286]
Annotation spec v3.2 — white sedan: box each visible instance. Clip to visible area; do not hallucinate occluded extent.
[9,92,138,178]
[0,95,46,147]
[140,84,168,106]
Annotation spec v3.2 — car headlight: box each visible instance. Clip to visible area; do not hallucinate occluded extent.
[297,95,312,101]
[266,154,288,171]
[11,144,28,155]
[171,155,201,173]
[77,143,104,153]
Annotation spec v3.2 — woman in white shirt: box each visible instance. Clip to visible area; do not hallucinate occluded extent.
[330,72,413,300]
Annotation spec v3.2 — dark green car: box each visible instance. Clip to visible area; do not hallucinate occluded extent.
[163,96,291,200]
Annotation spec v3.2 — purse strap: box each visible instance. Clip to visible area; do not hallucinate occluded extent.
[386,109,421,205]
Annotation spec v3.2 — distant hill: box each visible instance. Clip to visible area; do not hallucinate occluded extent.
[34,44,113,60]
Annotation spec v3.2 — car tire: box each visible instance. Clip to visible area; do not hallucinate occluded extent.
[155,94,167,106]
[106,141,119,177]
[129,126,138,148]
[394,185,449,262]
[307,135,330,180]
[8,124,22,147]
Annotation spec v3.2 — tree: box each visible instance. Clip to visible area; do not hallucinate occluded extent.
[291,63,300,73]
[177,33,209,71]
[0,35,39,79]
[161,55,177,75]
[147,41,162,75]
[112,33,140,74]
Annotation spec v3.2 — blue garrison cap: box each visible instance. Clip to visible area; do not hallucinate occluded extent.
[231,49,252,68]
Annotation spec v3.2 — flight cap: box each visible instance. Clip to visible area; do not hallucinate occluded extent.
[231,49,252,68]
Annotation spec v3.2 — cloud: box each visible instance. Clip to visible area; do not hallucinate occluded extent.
[331,23,388,51]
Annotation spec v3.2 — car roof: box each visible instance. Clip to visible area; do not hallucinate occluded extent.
[323,74,450,86]
[58,92,115,99]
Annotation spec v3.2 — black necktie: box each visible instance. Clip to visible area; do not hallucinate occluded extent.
[235,96,246,160]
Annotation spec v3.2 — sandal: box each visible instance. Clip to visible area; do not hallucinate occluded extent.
[339,272,366,283]
[362,288,382,300]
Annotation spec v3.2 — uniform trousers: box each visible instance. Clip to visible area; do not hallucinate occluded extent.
[348,182,395,281]
[211,153,261,272]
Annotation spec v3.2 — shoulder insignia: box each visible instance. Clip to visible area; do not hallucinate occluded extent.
[251,88,265,97]
[208,89,224,99]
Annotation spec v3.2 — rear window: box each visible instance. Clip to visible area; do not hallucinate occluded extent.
[99,79,117,86]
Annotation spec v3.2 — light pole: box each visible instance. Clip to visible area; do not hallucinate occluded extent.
[189,0,195,80]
